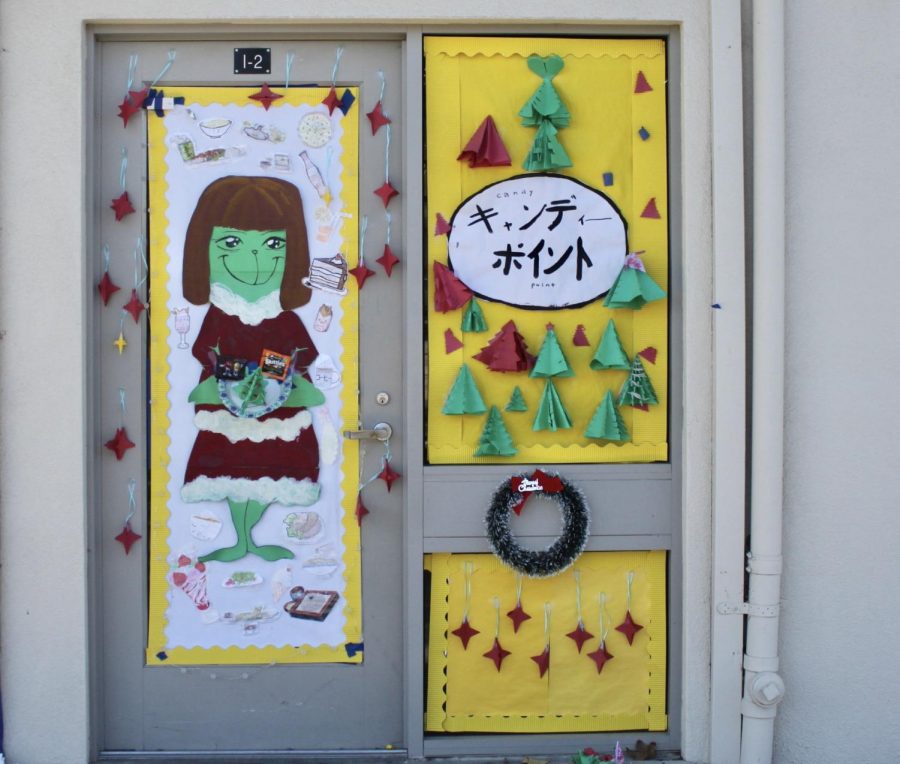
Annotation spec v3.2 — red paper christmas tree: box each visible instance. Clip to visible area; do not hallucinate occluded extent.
[433,262,472,313]
[472,320,535,372]
[457,116,512,168]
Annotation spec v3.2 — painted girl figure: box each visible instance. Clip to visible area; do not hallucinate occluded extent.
[181,176,324,563]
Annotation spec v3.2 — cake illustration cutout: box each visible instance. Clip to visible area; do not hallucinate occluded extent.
[303,254,349,295]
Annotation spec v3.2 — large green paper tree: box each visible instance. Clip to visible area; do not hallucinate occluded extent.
[590,319,630,370]
[442,364,488,415]
[530,324,574,378]
[585,390,630,441]
[532,379,572,432]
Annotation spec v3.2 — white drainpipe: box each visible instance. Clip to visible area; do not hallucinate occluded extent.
[741,1,787,763]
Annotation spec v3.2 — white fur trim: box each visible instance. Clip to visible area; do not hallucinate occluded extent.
[317,414,339,466]
[181,476,320,506]
[194,409,312,444]
[210,283,281,326]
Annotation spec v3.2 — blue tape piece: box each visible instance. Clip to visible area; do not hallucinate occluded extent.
[711,303,722,309]
[638,126,651,141]
[339,89,356,115]
[602,172,614,187]
[344,641,364,658]
[142,89,184,117]
[155,650,169,661]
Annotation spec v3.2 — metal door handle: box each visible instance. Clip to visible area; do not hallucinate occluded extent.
[343,422,393,442]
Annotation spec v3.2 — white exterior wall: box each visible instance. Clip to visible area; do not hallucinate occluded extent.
[776,2,900,762]
[0,3,719,763]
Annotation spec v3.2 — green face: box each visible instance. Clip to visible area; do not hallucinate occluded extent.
[208,226,287,303]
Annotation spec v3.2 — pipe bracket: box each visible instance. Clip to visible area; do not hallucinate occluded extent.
[746,552,783,575]
[716,601,779,617]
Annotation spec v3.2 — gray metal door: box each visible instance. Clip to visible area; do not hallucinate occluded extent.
[92,37,405,755]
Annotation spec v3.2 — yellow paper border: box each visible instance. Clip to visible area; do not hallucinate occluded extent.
[146,87,361,665]
[424,37,668,464]
[426,551,667,733]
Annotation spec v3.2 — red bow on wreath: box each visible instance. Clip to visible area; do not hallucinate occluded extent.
[509,469,564,515]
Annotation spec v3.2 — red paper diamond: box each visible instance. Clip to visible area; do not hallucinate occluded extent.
[376,244,400,277]
[507,601,532,633]
[105,427,135,460]
[572,324,590,346]
[640,197,661,219]
[355,494,370,526]
[322,86,341,115]
[349,263,376,290]
[434,213,451,236]
[124,289,146,322]
[249,83,283,111]
[531,645,551,678]
[634,70,653,93]
[378,461,401,492]
[115,522,142,554]
[587,642,615,673]
[566,621,595,653]
[374,181,399,208]
[452,617,480,649]
[366,100,391,134]
[98,272,121,305]
[444,328,463,354]
[111,191,136,221]
[638,346,658,364]
[483,637,511,671]
[117,95,143,127]
[615,610,644,645]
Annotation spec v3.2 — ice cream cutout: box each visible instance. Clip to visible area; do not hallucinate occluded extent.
[302,254,349,295]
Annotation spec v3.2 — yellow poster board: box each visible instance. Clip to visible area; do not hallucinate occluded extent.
[425,37,668,464]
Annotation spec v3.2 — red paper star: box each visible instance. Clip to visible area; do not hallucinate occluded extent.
[434,213,451,236]
[616,610,644,645]
[322,86,341,115]
[507,601,532,632]
[129,87,150,109]
[105,427,135,460]
[566,621,595,653]
[349,263,376,290]
[374,181,399,208]
[378,461,401,492]
[249,83,283,110]
[452,617,480,649]
[483,637,511,671]
[444,328,463,354]
[638,346,658,364]
[98,272,121,305]
[117,95,143,127]
[376,244,400,277]
[531,646,551,678]
[124,289,146,322]
[115,522,142,554]
[355,494,370,525]
[111,191,136,221]
[587,642,614,673]
[366,100,391,134]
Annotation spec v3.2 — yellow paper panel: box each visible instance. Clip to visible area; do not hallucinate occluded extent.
[425,38,668,464]
[426,552,667,733]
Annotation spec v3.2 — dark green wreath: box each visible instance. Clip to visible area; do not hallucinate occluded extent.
[485,473,590,577]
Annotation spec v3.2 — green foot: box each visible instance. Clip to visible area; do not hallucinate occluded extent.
[249,544,294,562]
[199,543,248,563]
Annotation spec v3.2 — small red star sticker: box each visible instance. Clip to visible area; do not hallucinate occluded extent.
[98,272,121,305]
[249,83,283,110]
[117,95,143,127]
[566,621,594,653]
[129,87,150,108]
[349,263,376,290]
[507,601,532,633]
[124,289,146,322]
[115,522,142,554]
[451,617,479,649]
[366,100,391,134]
[587,642,614,673]
[111,191,136,221]
[615,610,644,645]
[530,645,550,678]
[376,244,400,277]
[355,494,370,526]
[374,181,399,208]
[378,461,401,492]
[105,427,136,460]
[322,86,341,115]
[483,637,511,672]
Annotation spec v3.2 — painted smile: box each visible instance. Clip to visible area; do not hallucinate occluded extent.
[220,256,283,286]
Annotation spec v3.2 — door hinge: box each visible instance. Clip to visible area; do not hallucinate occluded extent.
[716,601,779,617]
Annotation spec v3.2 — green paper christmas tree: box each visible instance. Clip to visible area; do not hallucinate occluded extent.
[474,406,518,457]
[618,356,658,409]
[519,54,573,171]
[585,390,630,441]
[529,324,574,378]
[590,319,630,370]
[442,364,488,415]
[461,298,488,333]
[532,378,572,432]
[505,386,528,412]
[603,253,667,310]
[236,367,266,413]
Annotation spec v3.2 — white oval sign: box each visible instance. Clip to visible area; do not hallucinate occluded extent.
[448,174,627,309]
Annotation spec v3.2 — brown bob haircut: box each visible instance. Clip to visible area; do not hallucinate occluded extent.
[183,175,312,310]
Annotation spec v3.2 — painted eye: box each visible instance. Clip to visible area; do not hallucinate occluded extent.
[264,236,286,250]
[216,235,242,249]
